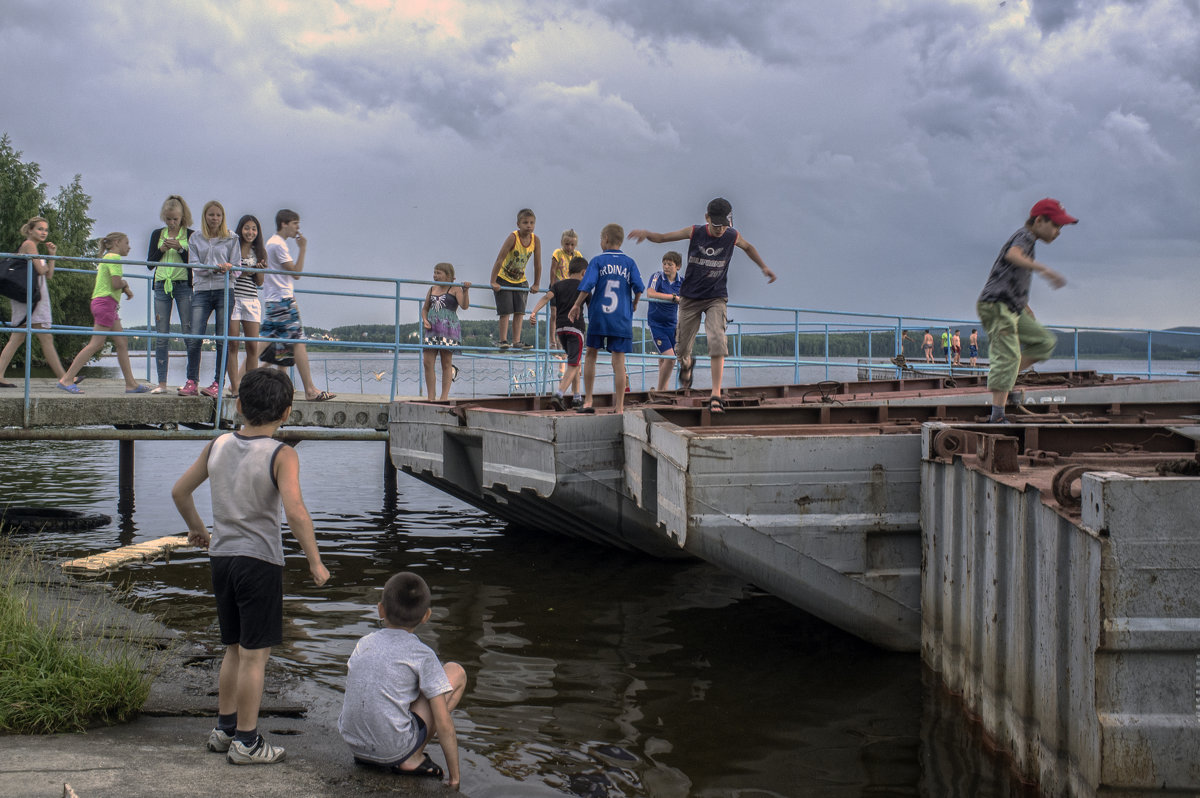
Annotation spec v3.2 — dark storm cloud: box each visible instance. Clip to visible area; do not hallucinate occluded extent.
[1029,0,1085,33]
[275,42,513,138]
[581,0,815,64]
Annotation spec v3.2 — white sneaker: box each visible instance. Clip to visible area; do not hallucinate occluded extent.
[227,735,286,765]
[206,727,234,752]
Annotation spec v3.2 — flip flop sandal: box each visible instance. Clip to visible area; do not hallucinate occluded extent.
[308,391,336,402]
[678,359,693,390]
[708,395,725,414]
[0,380,15,388]
[56,382,83,394]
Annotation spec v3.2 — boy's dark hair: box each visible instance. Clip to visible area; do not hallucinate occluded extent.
[381,571,432,628]
[275,208,300,230]
[517,208,536,222]
[706,197,733,226]
[568,255,588,275]
[662,251,682,267]
[238,368,294,425]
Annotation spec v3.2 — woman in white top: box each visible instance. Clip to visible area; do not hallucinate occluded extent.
[0,217,70,386]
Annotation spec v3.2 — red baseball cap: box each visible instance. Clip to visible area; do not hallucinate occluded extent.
[1029,198,1078,225]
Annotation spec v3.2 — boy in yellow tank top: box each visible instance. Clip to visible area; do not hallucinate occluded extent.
[489,208,541,350]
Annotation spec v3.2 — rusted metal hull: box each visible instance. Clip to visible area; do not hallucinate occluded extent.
[921,423,1200,796]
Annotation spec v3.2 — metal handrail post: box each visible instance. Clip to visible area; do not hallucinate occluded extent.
[18,256,34,427]
[390,279,402,402]
[824,323,830,381]
[793,310,800,383]
[143,283,154,383]
[1147,331,1153,378]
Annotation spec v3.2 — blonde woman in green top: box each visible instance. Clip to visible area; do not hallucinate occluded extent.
[56,232,150,394]
[146,195,195,392]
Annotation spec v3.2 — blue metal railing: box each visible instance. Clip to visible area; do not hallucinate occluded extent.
[2,251,1197,423]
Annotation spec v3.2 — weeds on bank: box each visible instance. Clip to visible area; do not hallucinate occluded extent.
[0,540,152,733]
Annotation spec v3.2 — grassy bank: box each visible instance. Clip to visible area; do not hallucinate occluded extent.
[0,541,153,733]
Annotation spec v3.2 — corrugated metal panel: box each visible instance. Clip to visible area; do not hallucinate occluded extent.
[921,423,1200,795]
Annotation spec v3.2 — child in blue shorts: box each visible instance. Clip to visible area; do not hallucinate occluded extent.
[643,251,682,391]
[568,224,644,414]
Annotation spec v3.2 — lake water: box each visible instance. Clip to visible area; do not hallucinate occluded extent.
[6,351,1190,795]
[1,437,1033,797]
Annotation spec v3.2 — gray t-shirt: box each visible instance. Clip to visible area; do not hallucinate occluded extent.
[207,433,286,566]
[978,228,1036,313]
[338,627,453,764]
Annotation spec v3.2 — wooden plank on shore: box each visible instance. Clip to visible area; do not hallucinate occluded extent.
[62,535,192,574]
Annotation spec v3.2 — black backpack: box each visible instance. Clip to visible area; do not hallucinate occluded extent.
[0,258,42,325]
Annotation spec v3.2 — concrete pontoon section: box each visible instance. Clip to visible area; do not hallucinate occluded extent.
[921,423,1200,796]
[625,412,924,651]
[390,400,685,558]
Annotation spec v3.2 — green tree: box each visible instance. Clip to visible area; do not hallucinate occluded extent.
[0,134,96,369]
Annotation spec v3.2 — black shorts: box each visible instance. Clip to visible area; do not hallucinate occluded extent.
[494,282,528,316]
[557,328,584,366]
[212,555,284,649]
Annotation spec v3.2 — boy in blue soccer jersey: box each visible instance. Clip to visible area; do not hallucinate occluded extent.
[567,223,644,414]
[643,251,683,391]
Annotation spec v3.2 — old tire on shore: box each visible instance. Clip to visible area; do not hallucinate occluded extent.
[0,506,111,532]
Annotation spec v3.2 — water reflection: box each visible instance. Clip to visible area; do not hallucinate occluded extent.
[0,439,1029,796]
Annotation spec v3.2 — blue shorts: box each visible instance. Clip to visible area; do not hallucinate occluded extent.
[586,333,632,354]
[352,714,429,771]
[649,323,676,354]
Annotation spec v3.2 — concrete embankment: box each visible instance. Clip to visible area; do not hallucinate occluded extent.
[0,559,512,798]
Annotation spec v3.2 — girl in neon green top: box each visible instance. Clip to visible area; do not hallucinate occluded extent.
[56,232,150,394]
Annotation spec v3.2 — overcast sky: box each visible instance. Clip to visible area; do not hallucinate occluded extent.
[3,0,1198,333]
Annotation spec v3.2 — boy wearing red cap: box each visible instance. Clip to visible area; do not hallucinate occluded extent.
[976,198,1076,423]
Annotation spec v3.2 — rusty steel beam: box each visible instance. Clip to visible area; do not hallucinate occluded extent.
[0,427,386,442]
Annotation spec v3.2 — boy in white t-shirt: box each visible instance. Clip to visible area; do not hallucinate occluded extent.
[339,571,467,788]
[260,209,334,401]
